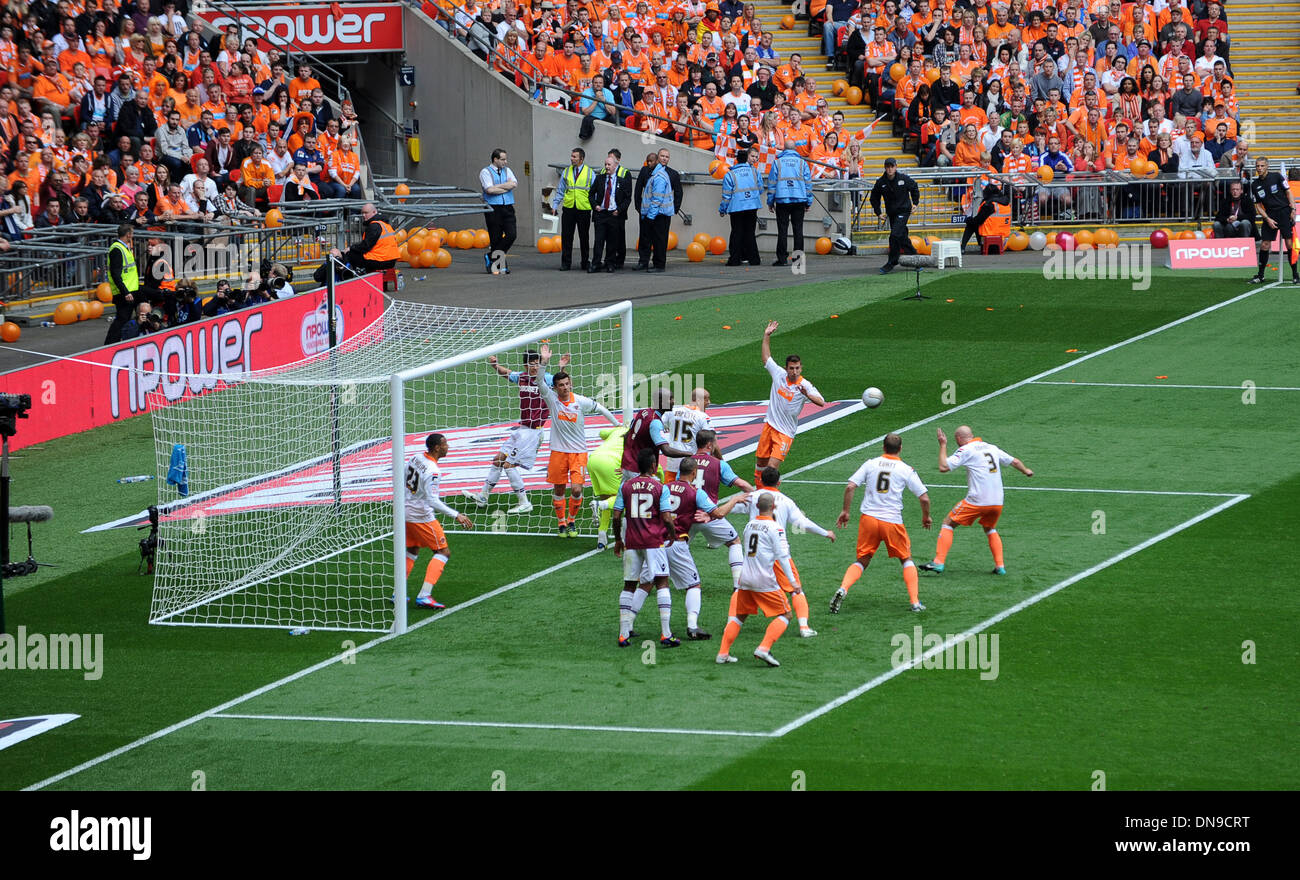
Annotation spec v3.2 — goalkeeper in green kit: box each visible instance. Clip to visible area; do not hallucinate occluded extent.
[589,425,629,550]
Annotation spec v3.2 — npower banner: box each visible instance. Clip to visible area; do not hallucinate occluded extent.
[0,276,386,451]
[197,4,405,54]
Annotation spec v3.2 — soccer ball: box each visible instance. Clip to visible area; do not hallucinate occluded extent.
[862,387,884,408]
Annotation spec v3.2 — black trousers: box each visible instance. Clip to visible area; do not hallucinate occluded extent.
[637,215,653,267]
[560,206,591,268]
[727,209,760,265]
[648,214,671,269]
[484,204,517,256]
[887,210,915,264]
[592,209,625,268]
[960,204,996,248]
[773,202,806,261]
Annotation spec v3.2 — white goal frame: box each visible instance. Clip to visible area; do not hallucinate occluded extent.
[388,300,634,634]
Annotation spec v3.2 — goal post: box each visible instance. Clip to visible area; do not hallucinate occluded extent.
[148,299,634,634]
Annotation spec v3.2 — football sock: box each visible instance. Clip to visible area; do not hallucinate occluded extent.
[567,492,583,523]
[719,617,742,656]
[417,553,447,598]
[791,591,810,629]
[552,496,567,525]
[657,587,673,638]
[482,465,502,494]
[902,560,919,604]
[629,586,650,617]
[987,529,1004,567]
[1258,249,1270,273]
[404,551,416,579]
[685,586,701,630]
[598,505,612,533]
[619,588,635,639]
[754,468,763,487]
[840,561,864,593]
[505,467,526,496]
[728,542,743,586]
[759,615,788,651]
[934,525,954,564]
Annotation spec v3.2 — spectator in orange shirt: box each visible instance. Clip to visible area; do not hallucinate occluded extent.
[33,67,76,122]
[287,64,320,104]
[330,135,363,199]
[238,144,276,208]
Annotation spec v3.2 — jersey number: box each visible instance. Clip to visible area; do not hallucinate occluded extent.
[405,465,420,494]
[629,492,654,519]
[983,453,998,473]
[747,533,759,556]
[875,472,891,493]
[671,420,695,444]
[692,468,707,491]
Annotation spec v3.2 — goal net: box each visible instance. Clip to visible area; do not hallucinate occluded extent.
[147,298,632,633]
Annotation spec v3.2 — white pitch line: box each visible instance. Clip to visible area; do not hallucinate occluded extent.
[211,712,773,738]
[22,548,603,791]
[783,280,1280,480]
[1032,381,1300,391]
[768,493,1250,738]
[780,480,1241,498]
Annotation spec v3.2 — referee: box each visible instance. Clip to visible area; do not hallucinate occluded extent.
[1249,157,1299,285]
[869,157,920,275]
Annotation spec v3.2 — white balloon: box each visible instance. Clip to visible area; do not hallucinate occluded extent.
[1029,231,1047,251]
[1193,230,1206,239]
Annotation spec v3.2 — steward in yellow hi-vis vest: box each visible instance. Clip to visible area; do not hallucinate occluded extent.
[550,147,596,271]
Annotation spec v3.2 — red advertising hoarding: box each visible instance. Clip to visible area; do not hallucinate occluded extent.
[197,4,405,54]
[0,276,387,451]
[1165,239,1258,270]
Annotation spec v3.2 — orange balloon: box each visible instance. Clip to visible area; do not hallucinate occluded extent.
[1142,161,1159,179]
[694,232,713,247]
[457,230,476,249]
[1176,230,1197,240]
[95,282,113,303]
[708,158,722,174]
[537,237,554,253]
[686,242,706,262]
[433,248,452,268]
[1074,230,1095,247]
[264,208,283,227]
[407,236,426,255]
[712,162,728,179]
[708,236,727,255]
[1006,231,1029,251]
[1046,232,1058,247]
[398,244,410,263]
[908,235,923,252]
[781,14,795,28]
[1128,157,1148,176]
[815,236,833,255]
[667,231,678,250]
[394,228,408,243]
[53,302,79,325]
[73,301,88,319]
[86,300,104,319]
[473,229,491,249]
[548,235,563,252]
[832,79,848,96]
[0,321,20,343]
[915,238,932,256]
[889,63,905,83]
[925,67,941,84]
[395,182,410,203]
[417,248,436,268]
[1036,165,1054,182]
[844,86,863,105]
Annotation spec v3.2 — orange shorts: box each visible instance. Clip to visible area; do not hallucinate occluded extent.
[774,557,802,592]
[948,501,1003,528]
[732,588,791,618]
[756,424,793,461]
[405,519,448,552]
[547,451,588,485]
[856,514,911,560]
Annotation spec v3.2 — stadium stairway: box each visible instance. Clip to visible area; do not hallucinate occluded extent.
[1226,2,1300,159]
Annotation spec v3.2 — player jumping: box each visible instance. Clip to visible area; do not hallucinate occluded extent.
[613,448,681,647]
[621,387,689,480]
[404,433,475,610]
[832,433,932,614]
[539,370,620,537]
[921,426,1033,575]
[463,344,570,514]
[687,429,755,587]
[661,387,712,481]
[716,492,796,667]
[757,320,825,486]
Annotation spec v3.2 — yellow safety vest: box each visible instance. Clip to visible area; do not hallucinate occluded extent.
[561,164,594,210]
[108,239,138,297]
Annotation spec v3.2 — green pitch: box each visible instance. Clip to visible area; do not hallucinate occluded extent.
[4,271,1298,790]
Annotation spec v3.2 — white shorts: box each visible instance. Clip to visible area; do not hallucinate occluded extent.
[690,518,738,549]
[500,425,543,469]
[644,540,700,590]
[623,545,669,582]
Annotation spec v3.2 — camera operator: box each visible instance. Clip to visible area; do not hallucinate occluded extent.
[122,301,163,340]
[166,278,202,325]
[203,279,236,317]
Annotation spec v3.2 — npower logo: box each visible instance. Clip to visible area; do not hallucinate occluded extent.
[1167,239,1257,270]
[201,5,404,54]
[301,303,344,356]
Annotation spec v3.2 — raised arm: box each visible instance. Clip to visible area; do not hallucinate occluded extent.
[487,354,512,377]
[937,427,950,472]
[761,319,778,364]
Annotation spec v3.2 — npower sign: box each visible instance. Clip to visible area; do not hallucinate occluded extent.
[1165,239,1257,270]
[198,5,404,54]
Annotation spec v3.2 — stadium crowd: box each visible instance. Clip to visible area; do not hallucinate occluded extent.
[0,2,366,241]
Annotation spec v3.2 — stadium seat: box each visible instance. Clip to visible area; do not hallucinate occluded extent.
[932,240,962,268]
[981,235,1005,255]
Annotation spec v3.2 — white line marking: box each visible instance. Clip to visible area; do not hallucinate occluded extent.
[768,494,1250,738]
[783,281,1280,480]
[1032,381,1300,391]
[211,713,773,738]
[780,480,1241,497]
[21,549,602,791]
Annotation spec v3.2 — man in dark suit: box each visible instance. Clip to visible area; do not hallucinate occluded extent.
[587,148,633,272]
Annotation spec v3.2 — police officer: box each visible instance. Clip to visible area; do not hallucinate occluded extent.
[1249,156,1299,285]
[720,148,763,266]
[766,139,812,267]
[870,157,920,274]
[480,147,518,274]
[104,223,139,345]
[331,202,399,274]
[551,147,595,271]
[587,148,632,273]
[640,159,674,273]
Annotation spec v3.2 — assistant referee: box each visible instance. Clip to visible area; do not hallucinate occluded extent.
[1249,157,1299,285]
[869,157,920,275]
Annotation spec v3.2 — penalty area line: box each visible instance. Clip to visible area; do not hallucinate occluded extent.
[780,480,1241,498]
[1032,381,1300,391]
[22,548,603,791]
[211,713,774,738]
[768,493,1250,738]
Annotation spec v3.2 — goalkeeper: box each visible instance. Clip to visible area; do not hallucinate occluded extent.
[589,424,629,550]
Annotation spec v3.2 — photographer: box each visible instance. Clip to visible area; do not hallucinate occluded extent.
[202,279,237,317]
[166,279,202,325]
[122,301,163,340]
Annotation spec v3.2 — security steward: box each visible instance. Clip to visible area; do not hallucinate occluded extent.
[587,148,632,273]
[104,223,139,345]
[766,139,813,267]
[1249,156,1300,285]
[640,160,674,273]
[720,148,763,266]
[330,202,399,275]
[870,156,920,274]
[551,146,595,271]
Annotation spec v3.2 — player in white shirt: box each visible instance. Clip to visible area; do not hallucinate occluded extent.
[404,433,475,609]
[716,465,835,637]
[831,433,932,613]
[538,370,620,537]
[755,320,825,487]
[921,425,1033,574]
[660,386,713,480]
[717,493,796,667]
